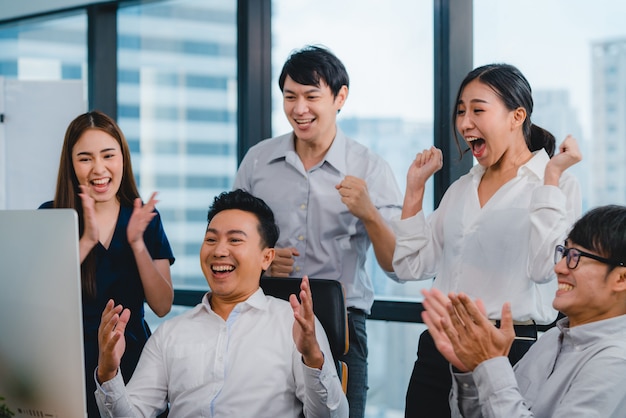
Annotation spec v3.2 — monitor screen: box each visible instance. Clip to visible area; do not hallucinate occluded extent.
[0,209,87,418]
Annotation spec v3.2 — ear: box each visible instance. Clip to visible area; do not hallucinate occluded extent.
[511,107,526,130]
[334,85,349,111]
[610,267,626,293]
[261,247,275,271]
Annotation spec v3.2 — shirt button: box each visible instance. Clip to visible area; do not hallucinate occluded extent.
[300,203,306,210]
[298,235,304,241]
[295,266,301,272]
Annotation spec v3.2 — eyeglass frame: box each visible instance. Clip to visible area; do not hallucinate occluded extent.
[554,244,626,270]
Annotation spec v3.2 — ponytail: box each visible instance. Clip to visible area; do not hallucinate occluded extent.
[528,124,555,157]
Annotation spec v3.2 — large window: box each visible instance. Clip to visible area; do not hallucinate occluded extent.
[0,11,86,82]
[117,0,238,291]
[474,0,626,210]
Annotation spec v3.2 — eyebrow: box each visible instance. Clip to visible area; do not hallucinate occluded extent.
[205,227,248,237]
[458,98,489,105]
[75,147,118,156]
[283,87,321,95]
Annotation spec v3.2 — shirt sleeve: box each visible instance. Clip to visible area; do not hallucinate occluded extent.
[233,146,255,191]
[391,201,446,282]
[527,173,581,282]
[94,331,169,417]
[145,208,175,265]
[298,320,349,418]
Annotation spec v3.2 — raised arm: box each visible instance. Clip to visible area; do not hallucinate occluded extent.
[97,299,130,384]
[290,276,348,418]
[127,192,173,317]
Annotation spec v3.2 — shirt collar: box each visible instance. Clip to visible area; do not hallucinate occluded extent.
[201,287,269,316]
[557,314,626,350]
[469,148,550,181]
[266,128,348,175]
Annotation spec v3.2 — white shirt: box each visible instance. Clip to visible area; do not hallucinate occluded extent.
[392,150,581,324]
[95,289,348,418]
[234,129,403,313]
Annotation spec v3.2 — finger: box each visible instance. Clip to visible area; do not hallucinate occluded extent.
[499,302,515,337]
[457,293,489,327]
[299,276,314,316]
[475,298,487,316]
[440,314,462,347]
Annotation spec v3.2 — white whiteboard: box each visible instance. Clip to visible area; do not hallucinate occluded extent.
[0,77,85,209]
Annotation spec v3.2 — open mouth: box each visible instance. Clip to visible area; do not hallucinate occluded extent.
[467,137,486,157]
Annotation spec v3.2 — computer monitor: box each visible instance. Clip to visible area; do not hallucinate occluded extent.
[0,209,87,418]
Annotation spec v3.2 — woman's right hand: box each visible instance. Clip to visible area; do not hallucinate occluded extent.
[402,147,443,218]
[406,147,444,190]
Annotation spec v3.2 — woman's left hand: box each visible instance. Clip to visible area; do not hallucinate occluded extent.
[545,135,582,185]
[127,192,158,248]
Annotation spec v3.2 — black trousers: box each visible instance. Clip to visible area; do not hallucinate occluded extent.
[404,324,536,418]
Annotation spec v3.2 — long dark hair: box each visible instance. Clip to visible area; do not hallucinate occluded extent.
[52,110,140,298]
[453,63,555,158]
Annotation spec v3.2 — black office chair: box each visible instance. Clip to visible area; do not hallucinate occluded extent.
[260,277,349,393]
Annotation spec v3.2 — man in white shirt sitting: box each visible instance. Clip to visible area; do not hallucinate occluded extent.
[422,204,626,417]
[94,189,348,418]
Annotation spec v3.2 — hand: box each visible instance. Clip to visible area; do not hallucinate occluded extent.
[420,288,469,372]
[442,293,515,371]
[335,176,377,221]
[97,299,130,383]
[127,192,158,249]
[402,147,443,217]
[544,135,582,185]
[268,247,299,277]
[78,185,99,246]
[290,276,324,369]
[406,147,443,192]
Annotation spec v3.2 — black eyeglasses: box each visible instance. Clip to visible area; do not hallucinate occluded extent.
[554,244,626,270]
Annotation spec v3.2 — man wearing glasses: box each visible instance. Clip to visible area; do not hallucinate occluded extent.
[421,204,626,417]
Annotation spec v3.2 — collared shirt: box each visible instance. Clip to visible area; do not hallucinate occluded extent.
[95,289,348,418]
[233,129,403,313]
[451,315,626,417]
[392,150,581,324]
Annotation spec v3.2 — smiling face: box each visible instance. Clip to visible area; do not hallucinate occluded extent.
[282,75,347,148]
[455,79,526,167]
[553,240,626,327]
[72,129,123,204]
[200,209,274,307]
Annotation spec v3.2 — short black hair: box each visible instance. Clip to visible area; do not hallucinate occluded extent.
[568,205,626,267]
[207,189,279,248]
[278,45,349,98]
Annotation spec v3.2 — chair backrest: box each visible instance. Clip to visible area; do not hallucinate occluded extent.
[259,277,349,362]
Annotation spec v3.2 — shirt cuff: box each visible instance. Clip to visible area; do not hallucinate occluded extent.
[391,210,426,238]
[530,184,566,210]
[472,356,517,399]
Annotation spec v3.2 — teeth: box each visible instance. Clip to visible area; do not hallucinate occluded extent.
[212,265,234,272]
[295,119,313,124]
[92,179,108,185]
[466,137,480,142]
[558,283,574,291]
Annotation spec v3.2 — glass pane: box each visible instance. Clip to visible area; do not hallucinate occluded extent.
[475,0,626,210]
[0,11,86,82]
[271,0,434,303]
[117,0,237,291]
